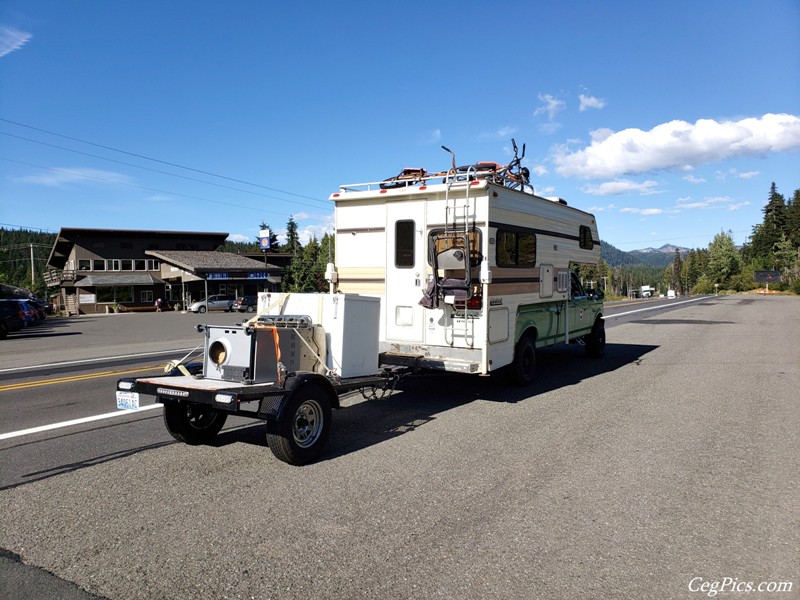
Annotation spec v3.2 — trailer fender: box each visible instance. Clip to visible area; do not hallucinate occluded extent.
[273,373,340,424]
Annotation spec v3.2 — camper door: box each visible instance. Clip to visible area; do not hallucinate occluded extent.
[386,200,426,343]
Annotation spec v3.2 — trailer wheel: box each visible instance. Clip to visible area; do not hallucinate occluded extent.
[267,383,332,466]
[510,333,536,386]
[585,318,606,358]
[163,401,227,445]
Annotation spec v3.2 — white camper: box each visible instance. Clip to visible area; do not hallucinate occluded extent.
[329,143,605,384]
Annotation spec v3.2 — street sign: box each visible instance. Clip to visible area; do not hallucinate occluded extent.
[754,270,781,284]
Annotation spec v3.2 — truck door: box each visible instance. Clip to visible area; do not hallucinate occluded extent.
[385,200,427,343]
[568,271,593,339]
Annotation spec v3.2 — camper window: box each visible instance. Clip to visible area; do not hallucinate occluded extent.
[427,229,482,268]
[579,225,594,250]
[496,229,536,268]
[395,220,415,268]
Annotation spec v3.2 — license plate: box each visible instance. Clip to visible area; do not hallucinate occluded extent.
[116,391,141,410]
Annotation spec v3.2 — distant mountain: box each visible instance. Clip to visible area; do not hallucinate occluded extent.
[633,243,690,255]
[601,241,684,268]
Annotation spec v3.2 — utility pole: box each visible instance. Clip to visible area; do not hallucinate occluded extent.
[30,243,35,287]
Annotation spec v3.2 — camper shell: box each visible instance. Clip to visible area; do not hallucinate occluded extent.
[329,167,605,382]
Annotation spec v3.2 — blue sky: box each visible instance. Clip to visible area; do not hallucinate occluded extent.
[1,0,799,251]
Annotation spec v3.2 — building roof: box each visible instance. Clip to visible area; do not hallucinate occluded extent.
[75,273,164,287]
[47,228,229,269]
[145,250,280,274]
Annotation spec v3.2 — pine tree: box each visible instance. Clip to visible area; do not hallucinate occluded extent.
[284,217,300,256]
[749,182,787,265]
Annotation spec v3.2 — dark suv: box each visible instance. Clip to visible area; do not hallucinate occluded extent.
[0,301,26,339]
[232,295,258,313]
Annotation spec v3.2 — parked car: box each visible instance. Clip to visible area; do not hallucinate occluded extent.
[232,295,258,313]
[0,301,26,339]
[187,295,235,313]
[0,299,37,327]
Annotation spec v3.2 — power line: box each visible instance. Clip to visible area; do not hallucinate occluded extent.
[0,117,330,206]
[0,131,331,211]
[0,157,330,222]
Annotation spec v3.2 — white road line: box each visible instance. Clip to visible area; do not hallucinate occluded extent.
[0,404,163,441]
[606,295,713,319]
[0,347,199,374]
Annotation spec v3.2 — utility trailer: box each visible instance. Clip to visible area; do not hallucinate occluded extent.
[116,141,605,465]
[117,302,400,466]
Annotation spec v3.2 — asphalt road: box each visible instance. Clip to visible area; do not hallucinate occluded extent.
[0,296,797,599]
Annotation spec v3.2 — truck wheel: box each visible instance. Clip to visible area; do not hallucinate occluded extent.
[267,383,332,466]
[585,319,606,358]
[510,333,536,386]
[163,401,227,445]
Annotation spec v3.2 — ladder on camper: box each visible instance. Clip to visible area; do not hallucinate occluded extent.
[436,170,479,347]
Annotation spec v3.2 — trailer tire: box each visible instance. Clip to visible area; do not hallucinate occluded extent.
[585,318,606,358]
[510,333,536,386]
[162,401,227,445]
[267,383,332,466]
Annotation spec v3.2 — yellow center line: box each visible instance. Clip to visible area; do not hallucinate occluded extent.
[0,365,163,392]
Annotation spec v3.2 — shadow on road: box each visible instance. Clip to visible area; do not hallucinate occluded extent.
[1,342,658,484]
[213,341,660,462]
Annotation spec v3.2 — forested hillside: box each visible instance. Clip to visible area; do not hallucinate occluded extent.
[0,229,56,296]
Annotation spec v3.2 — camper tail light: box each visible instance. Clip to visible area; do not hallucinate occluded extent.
[466,296,482,310]
[214,393,235,404]
[118,380,135,391]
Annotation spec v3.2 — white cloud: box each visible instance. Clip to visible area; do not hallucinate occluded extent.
[227,234,250,243]
[683,175,706,184]
[583,179,660,196]
[534,93,565,120]
[478,126,517,142]
[538,122,562,135]
[423,129,442,143]
[16,167,133,187]
[579,94,606,111]
[553,113,800,179]
[677,195,751,211]
[532,165,548,177]
[587,204,616,212]
[0,26,31,58]
[620,207,671,216]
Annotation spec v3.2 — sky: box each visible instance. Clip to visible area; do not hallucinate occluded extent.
[1,0,799,251]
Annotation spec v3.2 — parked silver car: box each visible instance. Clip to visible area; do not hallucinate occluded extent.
[188,295,235,313]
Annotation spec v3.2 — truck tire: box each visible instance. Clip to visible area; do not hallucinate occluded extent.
[163,401,227,445]
[585,318,606,358]
[510,333,536,386]
[267,383,332,466]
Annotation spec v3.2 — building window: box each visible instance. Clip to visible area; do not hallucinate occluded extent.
[141,290,154,303]
[579,225,594,250]
[108,259,121,271]
[147,259,160,271]
[78,259,91,271]
[121,259,134,271]
[395,220,415,268]
[96,286,134,303]
[93,259,106,271]
[496,229,536,267]
[135,259,147,270]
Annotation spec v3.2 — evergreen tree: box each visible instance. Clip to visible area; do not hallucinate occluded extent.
[706,230,741,285]
[785,189,800,250]
[286,237,321,292]
[749,182,787,265]
[284,217,300,256]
